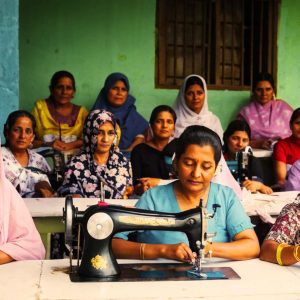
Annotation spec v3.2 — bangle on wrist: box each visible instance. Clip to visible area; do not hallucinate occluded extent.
[140,243,146,260]
[204,241,213,258]
[276,243,289,266]
[293,245,300,262]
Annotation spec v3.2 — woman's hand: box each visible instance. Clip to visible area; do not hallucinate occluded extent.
[34,181,55,197]
[159,243,195,263]
[134,177,161,195]
[242,179,273,194]
[123,186,134,199]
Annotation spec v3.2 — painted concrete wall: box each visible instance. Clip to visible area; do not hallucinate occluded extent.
[19,0,299,131]
[0,0,19,141]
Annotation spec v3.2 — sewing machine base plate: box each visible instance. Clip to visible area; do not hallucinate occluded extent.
[69,263,240,282]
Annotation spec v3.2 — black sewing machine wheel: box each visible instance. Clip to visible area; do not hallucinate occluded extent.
[64,195,75,246]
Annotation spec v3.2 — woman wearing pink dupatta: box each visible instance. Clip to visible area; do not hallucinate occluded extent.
[237,73,293,149]
[0,138,45,264]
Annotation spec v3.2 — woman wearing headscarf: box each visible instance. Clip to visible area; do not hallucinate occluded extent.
[172,75,241,198]
[58,109,132,199]
[92,73,148,153]
[173,74,223,140]
[237,73,293,149]
[0,137,45,264]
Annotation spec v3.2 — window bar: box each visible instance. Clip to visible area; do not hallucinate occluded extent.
[221,0,225,85]
[206,0,212,83]
[259,0,264,72]
[183,0,186,78]
[231,0,234,86]
[173,0,178,85]
[202,0,207,79]
[215,0,221,85]
[250,0,254,88]
[240,0,245,86]
[192,0,196,75]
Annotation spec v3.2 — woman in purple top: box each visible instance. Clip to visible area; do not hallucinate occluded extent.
[237,73,293,149]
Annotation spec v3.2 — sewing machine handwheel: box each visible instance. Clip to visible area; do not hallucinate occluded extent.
[63,195,75,246]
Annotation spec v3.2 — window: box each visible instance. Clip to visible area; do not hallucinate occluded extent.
[156,0,279,89]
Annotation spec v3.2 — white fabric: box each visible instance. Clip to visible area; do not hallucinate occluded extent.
[173,74,223,140]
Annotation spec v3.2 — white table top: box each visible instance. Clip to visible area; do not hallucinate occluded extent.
[1,258,299,299]
[25,191,300,218]
[252,148,273,158]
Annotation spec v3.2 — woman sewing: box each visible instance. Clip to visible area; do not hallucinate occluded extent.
[58,109,132,199]
[223,120,273,194]
[112,126,259,261]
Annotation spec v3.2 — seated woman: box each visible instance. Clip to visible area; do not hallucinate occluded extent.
[92,72,148,153]
[173,74,223,139]
[131,105,176,195]
[173,74,241,198]
[260,200,300,266]
[273,107,300,190]
[32,70,88,152]
[2,110,54,198]
[0,137,45,264]
[112,126,259,261]
[223,120,273,194]
[237,73,293,149]
[58,109,132,199]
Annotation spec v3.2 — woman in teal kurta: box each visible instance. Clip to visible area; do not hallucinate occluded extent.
[113,125,259,262]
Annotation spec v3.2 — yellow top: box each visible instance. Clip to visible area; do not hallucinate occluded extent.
[32,99,88,143]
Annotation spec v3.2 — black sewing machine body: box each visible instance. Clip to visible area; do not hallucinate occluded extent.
[227,146,253,184]
[64,196,215,279]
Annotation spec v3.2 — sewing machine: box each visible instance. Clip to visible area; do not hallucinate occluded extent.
[227,146,253,184]
[63,196,239,282]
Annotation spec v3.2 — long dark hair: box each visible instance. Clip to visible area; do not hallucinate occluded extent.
[176,125,222,165]
[252,72,276,94]
[290,107,300,127]
[223,120,251,153]
[149,105,177,125]
[3,110,36,146]
[49,70,76,92]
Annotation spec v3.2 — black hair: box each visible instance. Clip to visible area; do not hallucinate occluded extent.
[290,107,300,127]
[252,72,275,93]
[49,70,76,91]
[3,110,36,145]
[223,120,251,153]
[149,105,177,125]
[184,76,204,93]
[175,125,222,165]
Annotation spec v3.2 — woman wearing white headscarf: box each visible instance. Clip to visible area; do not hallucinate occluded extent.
[173,74,223,139]
[0,138,45,264]
[173,75,241,198]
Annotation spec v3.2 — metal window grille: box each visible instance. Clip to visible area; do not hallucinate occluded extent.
[155,0,279,90]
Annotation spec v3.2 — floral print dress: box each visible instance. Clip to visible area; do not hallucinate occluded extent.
[58,109,132,199]
[265,202,300,244]
[1,146,51,197]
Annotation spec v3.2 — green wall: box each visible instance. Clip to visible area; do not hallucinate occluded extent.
[20,0,299,130]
